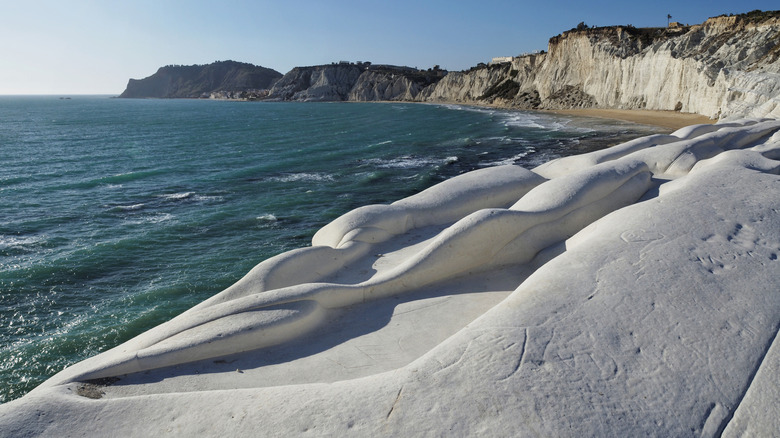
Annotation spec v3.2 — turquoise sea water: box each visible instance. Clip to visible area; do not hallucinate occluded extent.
[0,96,664,403]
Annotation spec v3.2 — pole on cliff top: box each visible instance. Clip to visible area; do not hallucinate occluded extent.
[667,14,672,27]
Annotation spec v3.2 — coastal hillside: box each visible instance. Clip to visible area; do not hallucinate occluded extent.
[266,62,446,101]
[419,11,780,119]
[118,60,282,98]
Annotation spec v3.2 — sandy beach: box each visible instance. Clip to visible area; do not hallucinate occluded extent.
[549,108,715,130]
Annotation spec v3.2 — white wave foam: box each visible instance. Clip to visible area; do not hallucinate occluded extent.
[158,192,194,200]
[364,156,443,169]
[193,195,224,203]
[0,235,46,250]
[502,113,545,129]
[257,214,277,222]
[437,104,496,116]
[124,213,175,225]
[155,192,222,204]
[478,151,534,167]
[367,140,393,147]
[117,203,145,211]
[268,173,335,183]
[149,213,174,223]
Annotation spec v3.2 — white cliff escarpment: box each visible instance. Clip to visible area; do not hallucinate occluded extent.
[268,63,445,102]
[421,13,780,120]
[264,12,780,121]
[1,119,778,436]
[266,64,364,101]
[536,15,780,119]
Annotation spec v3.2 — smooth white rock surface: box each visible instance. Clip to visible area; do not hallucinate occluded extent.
[1,119,778,437]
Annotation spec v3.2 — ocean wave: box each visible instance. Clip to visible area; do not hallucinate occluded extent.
[116,203,145,211]
[267,173,335,183]
[362,156,447,169]
[123,213,175,225]
[257,214,278,222]
[478,150,534,167]
[193,194,224,202]
[155,192,223,204]
[0,235,47,251]
[158,192,194,201]
[63,169,170,190]
[501,113,546,129]
[367,140,393,147]
[436,104,496,115]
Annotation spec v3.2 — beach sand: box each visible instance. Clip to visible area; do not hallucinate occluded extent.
[549,108,715,130]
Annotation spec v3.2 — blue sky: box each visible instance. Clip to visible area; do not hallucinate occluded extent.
[1,0,777,94]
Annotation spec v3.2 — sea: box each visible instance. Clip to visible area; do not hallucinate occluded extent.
[0,96,664,403]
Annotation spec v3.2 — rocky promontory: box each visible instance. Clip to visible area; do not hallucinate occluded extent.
[118,60,282,99]
[265,62,446,102]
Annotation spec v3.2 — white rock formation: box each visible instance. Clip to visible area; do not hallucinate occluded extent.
[268,64,443,102]
[417,63,516,103]
[421,14,780,120]
[267,64,364,101]
[1,118,778,437]
[347,70,428,101]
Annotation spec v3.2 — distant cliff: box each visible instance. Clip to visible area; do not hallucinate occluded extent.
[119,61,282,98]
[266,63,446,102]
[418,11,780,120]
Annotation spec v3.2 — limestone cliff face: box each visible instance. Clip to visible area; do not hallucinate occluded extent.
[420,12,780,119]
[418,63,516,103]
[348,67,443,101]
[535,15,780,118]
[268,64,445,102]
[347,70,418,101]
[268,64,364,101]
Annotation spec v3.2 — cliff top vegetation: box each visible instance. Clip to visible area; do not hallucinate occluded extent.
[720,9,780,23]
[550,24,685,48]
[550,10,780,52]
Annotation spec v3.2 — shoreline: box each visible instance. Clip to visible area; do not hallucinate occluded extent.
[362,100,717,130]
[545,108,715,130]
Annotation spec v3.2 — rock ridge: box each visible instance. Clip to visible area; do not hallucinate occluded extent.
[118,60,282,99]
[265,63,446,102]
